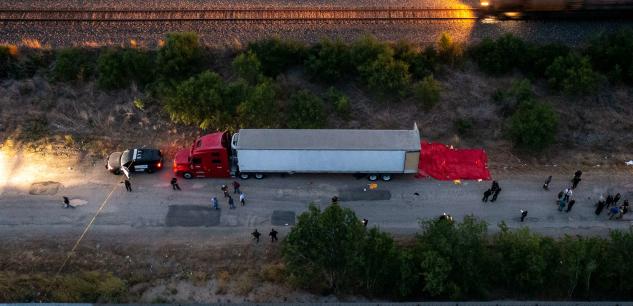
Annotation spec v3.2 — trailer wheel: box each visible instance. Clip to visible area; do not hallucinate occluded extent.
[239,173,250,180]
[368,174,378,181]
[381,174,392,181]
[183,172,193,179]
[146,168,154,174]
[255,173,264,179]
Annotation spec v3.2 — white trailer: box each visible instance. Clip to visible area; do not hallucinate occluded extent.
[230,126,421,181]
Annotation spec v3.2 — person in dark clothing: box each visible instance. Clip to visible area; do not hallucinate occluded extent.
[491,188,502,202]
[124,179,132,192]
[331,196,339,205]
[574,170,583,178]
[252,229,261,243]
[622,200,630,216]
[543,176,552,191]
[482,189,492,202]
[571,176,581,189]
[520,210,528,222]
[232,181,241,194]
[170,177,181,190]
[228,196,235,209]
[491,181,500,193]
[613,193,621,206]
[269,229,278,242]
[606,194,614,208]
[566,200,576,213]
[221,185,229,197]
[362,218,368,228]
[63,196,75,209]
[557,191,564,200]
[595,199,606,215]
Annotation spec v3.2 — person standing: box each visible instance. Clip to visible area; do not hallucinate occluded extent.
[571,171,582,189]
[63,196,75,209]
[221,185,229,197]
[252,229,261,243]
[520,210,528,222]
[613,193,621,207]
[491,181,500,193]
[595,199,606,215]
[482,189,492,202]
[491,187,502,202]
[606,194,614,208]
[228,196,235,209]
[362,218,368,228]
[170,177,181,191]
[239,192,246,206]
[543,176,552,191]
[558,198,567,211]
[563,188,572,202]
[566,199,576,213]
[557,190,564,201]
[233,181,241,194]
[622,200,630,216]
[331,196,339,205]
[124,179,132,192]
[269,229,278,242]
[211,196,219,210]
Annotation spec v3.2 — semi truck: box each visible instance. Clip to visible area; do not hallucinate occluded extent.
[173,126,421,181]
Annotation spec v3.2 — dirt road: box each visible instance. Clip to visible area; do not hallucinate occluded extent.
[2,152,633,246]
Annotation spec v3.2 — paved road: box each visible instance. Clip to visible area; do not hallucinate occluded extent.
[1,156,633,247]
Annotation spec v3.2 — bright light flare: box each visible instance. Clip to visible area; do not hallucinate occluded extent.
[480,1,490,7]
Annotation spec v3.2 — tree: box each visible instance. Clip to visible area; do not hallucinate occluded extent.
[415,216,492,298]
[325,87,351,119]
[350,35,393,68]
[248,37,307,77]
[469,34,527,74]
[412,75,441,110]
[437,33,463,66]
[507,100,558,151]
[586,28,633,84]
[156,32,203,83]
[545,53,603,94]
[556,235,605,298]
[493,224,556,293]
[51,48,95,82]
[305,38,353,83]
[98,48,154,90]
[286,90,326,129]
[163,70,233,129]
[282,204,366,292]
[232,50,263,84]
[236,79,280,128]
[393,41,438,79]
[356,228,401,296]
[358,53,411,96]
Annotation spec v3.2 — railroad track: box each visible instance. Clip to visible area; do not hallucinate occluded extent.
[0,8,480,21]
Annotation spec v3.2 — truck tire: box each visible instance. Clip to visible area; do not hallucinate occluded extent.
[183,172,193,179]
[239,173,250,180]
[381,174,392,181]
[368,174,378,181]
[255,173,264,179]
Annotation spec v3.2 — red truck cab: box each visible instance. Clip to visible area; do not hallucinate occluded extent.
[173,132,231,179]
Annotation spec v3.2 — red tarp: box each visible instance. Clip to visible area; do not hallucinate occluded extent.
[417,142,492,181]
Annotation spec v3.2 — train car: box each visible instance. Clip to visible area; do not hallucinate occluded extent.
[480,0,633,17]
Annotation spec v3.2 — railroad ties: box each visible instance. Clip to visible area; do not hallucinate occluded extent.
[0,8,480,22]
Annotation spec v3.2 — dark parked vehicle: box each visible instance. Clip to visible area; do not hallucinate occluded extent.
[106,148,163,177]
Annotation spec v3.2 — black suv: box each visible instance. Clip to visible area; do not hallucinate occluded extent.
[106,148,163,177]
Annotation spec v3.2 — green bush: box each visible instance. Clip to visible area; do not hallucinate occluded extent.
[350,35,393,68]
[493,79,534,117]
[163,70,233,129]
[545,53,603,94]
[586,28,633,83]
[51,48,95,82]
[507,100,558,150]
[416,216,492,299]
[286,90,326,129]
[393,41,438,79]
[469,34,527,74]
[97,49,129,89]
[412,75,441,110]
[325,87,351,119]
[358,53,411,96]
[524,43,570,77]
[156,32,203,83]
[305,38,352,83]
[0,45,16,78]
[248,37,307,77]
[232,50,263,84]
[236,79,280,128]
[437,33,463,66]
[454,118,473,136]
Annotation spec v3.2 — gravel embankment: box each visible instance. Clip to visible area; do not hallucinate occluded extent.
[1,19,632,48]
